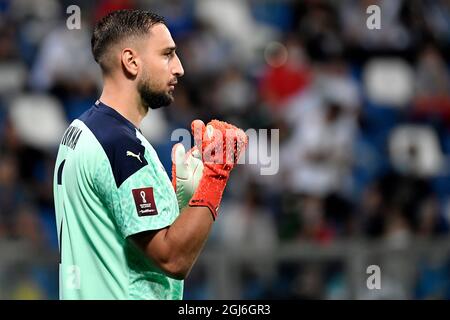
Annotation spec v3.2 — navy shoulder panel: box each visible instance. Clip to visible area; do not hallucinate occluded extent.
[79,101,148,188]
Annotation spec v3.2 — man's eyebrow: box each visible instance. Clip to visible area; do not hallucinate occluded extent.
[164,46,177,52]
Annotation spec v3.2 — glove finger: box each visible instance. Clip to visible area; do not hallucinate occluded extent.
[202,125,217,163]
[172,143,186,168]
[223,128,247,165]
[235,129,248,161]
[171,143,184,191]
[191,119,206,154]
[206,124,214,139]
[203,126,224,164]
[183,147,196,170]
[185,150,204,179]
[190,146,202,160]
[208,119,240,133]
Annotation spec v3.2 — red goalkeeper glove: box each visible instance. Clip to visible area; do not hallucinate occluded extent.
[188,119,248,219]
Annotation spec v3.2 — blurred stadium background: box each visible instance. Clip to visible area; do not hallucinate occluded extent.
[1,0,450,299]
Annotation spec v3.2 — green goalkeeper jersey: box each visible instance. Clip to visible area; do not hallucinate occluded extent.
[53,100,182,300]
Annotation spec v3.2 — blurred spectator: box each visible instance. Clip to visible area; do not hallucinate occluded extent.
[383,205,412,249]
[14,204,46,246]
[0,154,26,238]
[358,182,385,238]
[29,23,100,94]
[297,196,335,244]
[415,45,450,97]
[0,21,19,60]
[415,196,447,238]
[422,0,450,47]
[177,20,231,77]
[413,44,450,123]
[281,100,356,197]
[214,66,255,120]
[259,37,312,112]
[195,0,278,66]
[314,59,361,112]
[297,1,343,61]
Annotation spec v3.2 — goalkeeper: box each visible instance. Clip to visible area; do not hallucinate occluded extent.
[53,9,247,300]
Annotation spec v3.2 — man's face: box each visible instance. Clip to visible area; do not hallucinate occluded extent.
[138,23,184,110]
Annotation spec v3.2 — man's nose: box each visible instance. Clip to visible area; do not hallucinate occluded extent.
[172,54,184,77]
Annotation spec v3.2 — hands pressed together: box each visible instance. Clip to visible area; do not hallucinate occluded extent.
[172,119,248,219]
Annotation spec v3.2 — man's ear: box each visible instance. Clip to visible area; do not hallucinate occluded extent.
[121,48,139,77]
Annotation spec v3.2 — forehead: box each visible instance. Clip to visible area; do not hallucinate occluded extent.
[146,23,175,50]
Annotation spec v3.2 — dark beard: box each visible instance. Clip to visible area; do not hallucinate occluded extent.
[138,81,173,110]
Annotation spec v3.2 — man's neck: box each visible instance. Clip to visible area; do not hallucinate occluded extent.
[99,79,147,129]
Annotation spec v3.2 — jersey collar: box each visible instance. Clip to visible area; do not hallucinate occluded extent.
[94,100,142,133]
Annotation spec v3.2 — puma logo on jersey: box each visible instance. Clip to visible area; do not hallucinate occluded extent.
[126,151,142,163]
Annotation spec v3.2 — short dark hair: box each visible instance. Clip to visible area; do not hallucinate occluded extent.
[91,9,165,73]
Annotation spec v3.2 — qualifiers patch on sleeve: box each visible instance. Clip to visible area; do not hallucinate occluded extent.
[132,187,158,216]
